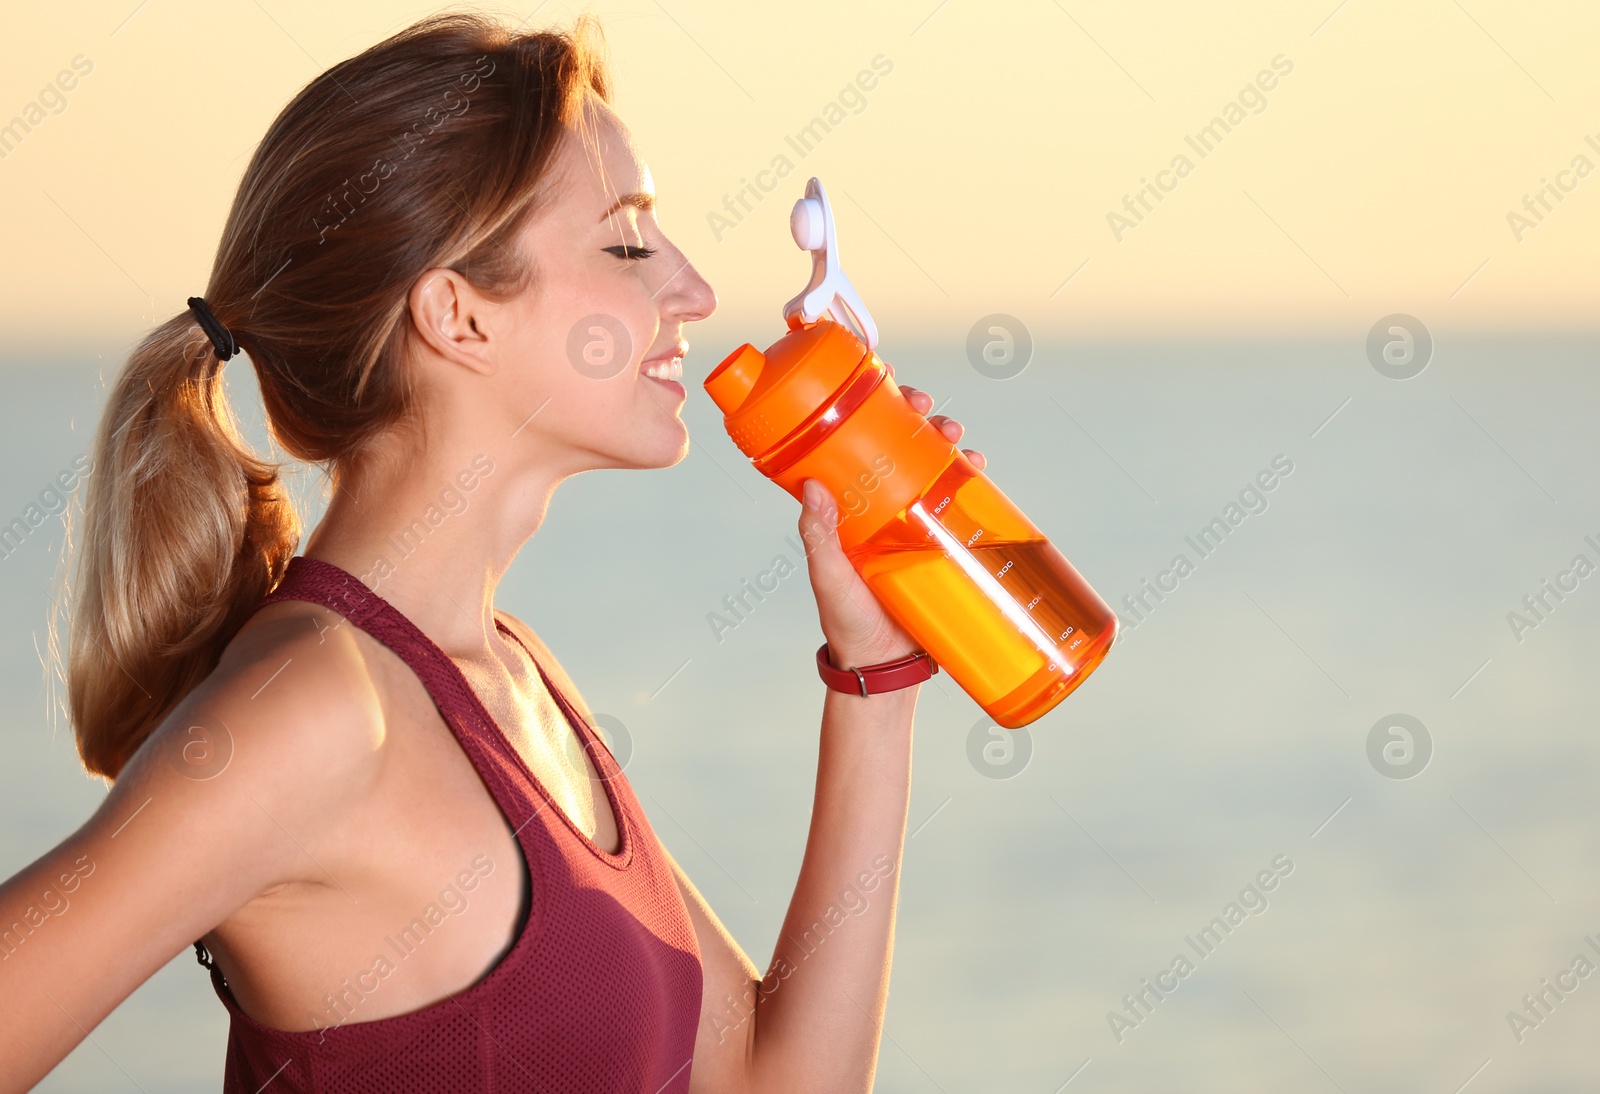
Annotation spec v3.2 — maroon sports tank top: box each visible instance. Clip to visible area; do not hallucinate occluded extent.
[202,556,703,1092]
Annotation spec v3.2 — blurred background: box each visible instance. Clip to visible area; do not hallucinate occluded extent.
[2,1,1598,1090]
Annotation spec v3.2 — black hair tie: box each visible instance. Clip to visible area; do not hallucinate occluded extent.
[187,296,238,362]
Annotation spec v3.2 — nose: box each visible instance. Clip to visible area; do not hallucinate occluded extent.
[657,252,717,324]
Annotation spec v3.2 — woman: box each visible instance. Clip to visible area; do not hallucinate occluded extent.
[0,13,986,1092]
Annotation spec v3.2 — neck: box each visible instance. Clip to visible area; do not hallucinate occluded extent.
[301,423,565,657]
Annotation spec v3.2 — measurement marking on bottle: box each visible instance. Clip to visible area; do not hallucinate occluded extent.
[996,560,1013,578]
[1025,595,1041,611]
[932,496,951,515]
[966,527,984,547]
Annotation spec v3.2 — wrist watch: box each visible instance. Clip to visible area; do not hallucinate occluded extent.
[815,642,938,697]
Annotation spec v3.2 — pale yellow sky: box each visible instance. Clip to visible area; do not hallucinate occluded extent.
[1,0,1597,348]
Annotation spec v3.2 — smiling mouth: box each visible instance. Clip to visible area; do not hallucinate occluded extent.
[642,355,684,381]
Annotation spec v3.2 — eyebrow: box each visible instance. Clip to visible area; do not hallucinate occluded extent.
[598,192,654,223]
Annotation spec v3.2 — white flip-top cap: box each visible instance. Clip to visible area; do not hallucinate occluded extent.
[781,178,879,351]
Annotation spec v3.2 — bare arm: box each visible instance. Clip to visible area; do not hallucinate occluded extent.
[534,385,970,1092]
[674,384,982,1092]
[677,683,917,1094]
[0,614,382,1092]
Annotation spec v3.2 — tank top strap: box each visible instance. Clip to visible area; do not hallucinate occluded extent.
[254,557,448,681]
[254,554,412,633]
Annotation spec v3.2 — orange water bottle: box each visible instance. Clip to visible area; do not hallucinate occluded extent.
[705,178,1117,727]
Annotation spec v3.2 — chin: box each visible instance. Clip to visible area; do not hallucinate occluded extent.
[651,433,691,469]
[613,427,689,471]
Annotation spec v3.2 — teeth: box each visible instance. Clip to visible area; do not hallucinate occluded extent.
[644,357,683,381]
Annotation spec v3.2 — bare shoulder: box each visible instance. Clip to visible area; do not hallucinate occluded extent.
[0,605,390,1084]
[495,609,596,727]
[103,597,393,909]
[97,598,391,864]
[186,599,389,794]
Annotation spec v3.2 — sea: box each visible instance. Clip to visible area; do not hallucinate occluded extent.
[4,331,1597,1091]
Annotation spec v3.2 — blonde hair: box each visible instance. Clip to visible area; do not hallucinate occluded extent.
[65,13,611,778]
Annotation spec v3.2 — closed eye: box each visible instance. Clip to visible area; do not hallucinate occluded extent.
[603,244,657,261]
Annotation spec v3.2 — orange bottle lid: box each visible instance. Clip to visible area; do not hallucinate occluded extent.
[704,318,869,459]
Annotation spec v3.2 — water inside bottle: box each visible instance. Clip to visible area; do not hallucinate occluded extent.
[843,456,1115,718]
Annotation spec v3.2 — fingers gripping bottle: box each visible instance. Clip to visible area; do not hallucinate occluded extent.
[704,178,1118,728]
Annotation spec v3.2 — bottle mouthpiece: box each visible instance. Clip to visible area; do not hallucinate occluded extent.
[781,177,879,351]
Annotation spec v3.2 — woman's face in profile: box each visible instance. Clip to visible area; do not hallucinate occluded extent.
[491,95,718,474]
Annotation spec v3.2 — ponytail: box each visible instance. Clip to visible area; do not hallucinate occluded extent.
[67,315,297,779]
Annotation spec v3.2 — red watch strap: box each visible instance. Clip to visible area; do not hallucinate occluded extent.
[815,642,938,697]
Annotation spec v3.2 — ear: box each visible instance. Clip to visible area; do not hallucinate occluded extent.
[408,268,495,376]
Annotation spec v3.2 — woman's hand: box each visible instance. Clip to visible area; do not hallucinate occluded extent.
[798,384,985,670]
